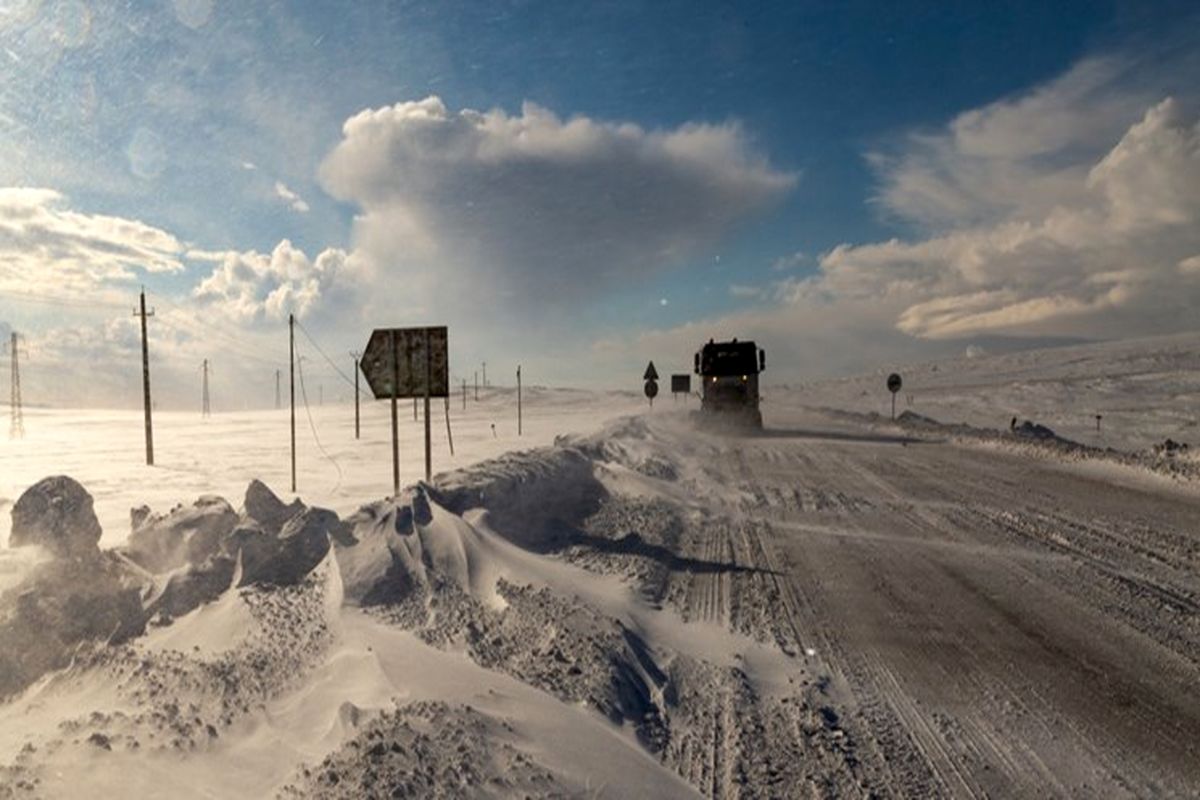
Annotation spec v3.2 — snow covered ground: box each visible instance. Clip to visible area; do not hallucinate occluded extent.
[0,387,647,548]
[791,330,1200,453]
[1,332,1198,798]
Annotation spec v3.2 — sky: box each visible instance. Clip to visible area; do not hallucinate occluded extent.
[1,0,1198,408]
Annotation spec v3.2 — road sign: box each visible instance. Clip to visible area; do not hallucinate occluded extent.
[671,374,690,394]
[644,361,659,381]
[644,380,659,399]
[360,326,449,492]
[361,326,449,399]
[886,372,902,421]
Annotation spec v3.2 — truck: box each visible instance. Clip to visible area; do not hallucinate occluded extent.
[693,338,766,429]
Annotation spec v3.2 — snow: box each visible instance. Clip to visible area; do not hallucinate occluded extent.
[2,331,1198,797]
[792,331,1200,453]
[0,387,646,548]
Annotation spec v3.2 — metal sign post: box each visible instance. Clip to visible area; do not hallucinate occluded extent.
[887,372,903,420]
[644,361,659,408]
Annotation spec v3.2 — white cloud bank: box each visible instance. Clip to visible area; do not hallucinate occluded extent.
[0,187,183,296]
[319,96,795,311]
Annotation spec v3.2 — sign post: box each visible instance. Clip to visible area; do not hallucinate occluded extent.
[644,361,659,408]
[670,374,691,401]
[886,372,903,420]
[361,326,449,494]
[517,365,523,436]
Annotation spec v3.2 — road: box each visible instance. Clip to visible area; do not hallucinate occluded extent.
[649,408,1200,797]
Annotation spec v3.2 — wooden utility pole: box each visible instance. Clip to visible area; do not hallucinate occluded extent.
[352,351,361,440]
[517,365,522,436]
[423,328,432,483]
[289,313,296,492]
[8,332,23,439]
[444,395,455,456]
[136,289,154,465]
[474,371,478,401]
[389,329,399,496]
[482,361,487,388]
[201,359,211,417]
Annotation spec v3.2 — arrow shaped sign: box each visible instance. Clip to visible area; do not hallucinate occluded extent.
[644,361,659,381]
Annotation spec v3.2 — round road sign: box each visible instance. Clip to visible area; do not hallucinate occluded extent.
[644,380,659,399]
[887,373,902,394]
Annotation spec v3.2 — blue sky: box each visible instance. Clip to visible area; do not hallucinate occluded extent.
[1,1,1199,406]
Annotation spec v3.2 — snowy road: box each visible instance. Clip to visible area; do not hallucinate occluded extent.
[657,406,1200,796]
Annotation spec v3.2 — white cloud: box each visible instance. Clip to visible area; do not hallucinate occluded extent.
[189,239,362,325]
[609,64,1200,378]
[770,251,808,272]
[870,58,1156,229]
[0,187,183,296]
[319,96,795,312]
[273,180,309,213]
[847,98,1200,340]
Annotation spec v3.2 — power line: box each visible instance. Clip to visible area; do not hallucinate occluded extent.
[1,288,128,311]
[146,290,285,368]
[151,313,283,368]
[294,337,343,492]
[294,318,356,390]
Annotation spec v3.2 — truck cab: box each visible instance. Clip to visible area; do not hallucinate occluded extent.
[694,338,765,429]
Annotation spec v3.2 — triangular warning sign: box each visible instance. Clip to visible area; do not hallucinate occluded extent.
[643,361,659,381]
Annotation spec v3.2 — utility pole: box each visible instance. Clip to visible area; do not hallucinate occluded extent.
[462,378,467,411]
[289,313,296,493]
[389,329,399,496]
[136,289,154,465]
[275,369,281,410]
[423,328,432,483]
[517,364,522,436]
[8,332,24,439]
[482,361,487,388]
[474,371,479,401]
[352,351,361,440]
[201,359,211,417]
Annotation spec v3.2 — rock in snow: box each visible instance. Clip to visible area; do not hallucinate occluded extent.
[243,478,305,535]
[125,495,238,573]
[8,475,103,559]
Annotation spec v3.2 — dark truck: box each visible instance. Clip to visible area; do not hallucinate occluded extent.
[694,338,766,429]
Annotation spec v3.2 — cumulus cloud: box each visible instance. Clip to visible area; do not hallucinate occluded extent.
[868,58,1157,229]
[189,239,362,324]
[611,62,1200,378]
[273,181,309,213]
[0,187,183,295]
[319,96,795,310]
[838,97,1200,340]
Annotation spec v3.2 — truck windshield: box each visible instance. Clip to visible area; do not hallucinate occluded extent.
[702,346,758,376]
